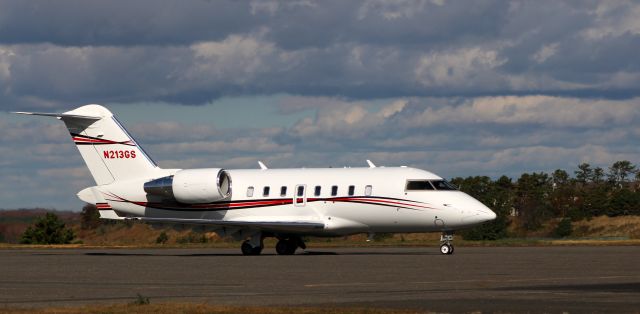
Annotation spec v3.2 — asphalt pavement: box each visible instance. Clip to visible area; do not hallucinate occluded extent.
[1,246,639,313]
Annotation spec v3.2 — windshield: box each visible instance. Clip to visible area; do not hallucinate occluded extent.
[405,180,434,190]
[431,180,457,190]
[405,179,457,191]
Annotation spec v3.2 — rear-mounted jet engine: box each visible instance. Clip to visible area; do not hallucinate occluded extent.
[144,168,231,204]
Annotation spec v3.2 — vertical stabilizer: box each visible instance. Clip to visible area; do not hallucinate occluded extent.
[62,104,160,184]
[16,104,161,185]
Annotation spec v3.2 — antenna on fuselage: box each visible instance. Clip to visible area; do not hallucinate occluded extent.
[366,160,376,168]
[258,161,268,170]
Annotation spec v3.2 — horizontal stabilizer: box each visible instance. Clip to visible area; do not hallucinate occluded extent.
[13,111,101,120]
[99,210,125,220]
[126,217,325,233]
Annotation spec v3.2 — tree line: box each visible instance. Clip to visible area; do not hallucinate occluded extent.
[452,160,640,240]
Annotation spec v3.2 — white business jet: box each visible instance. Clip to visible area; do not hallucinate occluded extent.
[16,104,496,255]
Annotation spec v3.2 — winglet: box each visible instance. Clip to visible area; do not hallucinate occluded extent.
[258,161,268,170]
[366,160,376,168]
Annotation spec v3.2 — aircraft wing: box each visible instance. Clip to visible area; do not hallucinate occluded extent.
[125,217,325,233]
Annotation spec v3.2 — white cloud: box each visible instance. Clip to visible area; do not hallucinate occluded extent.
[582,1,640,40]
[250,0,280,15]
[290,99,401,137]
[150,137,292,155]
[407,96,640,127]
[0,47,14,82]
[38,167,91,179]
[532,43,559,63]
[357,0,441,20]
[414,47,507,87]
[190,34,276,84]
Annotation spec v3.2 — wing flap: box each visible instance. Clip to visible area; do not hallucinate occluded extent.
[126,217,325,233]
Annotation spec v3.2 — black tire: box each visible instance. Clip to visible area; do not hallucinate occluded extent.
[241,240,262,255]
[448,245,455,255]
[276,239,297,255]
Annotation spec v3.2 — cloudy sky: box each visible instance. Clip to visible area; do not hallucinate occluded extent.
[1,0,639,210]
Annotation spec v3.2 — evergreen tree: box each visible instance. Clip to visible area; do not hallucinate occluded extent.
[550,169,576,218]
[515,172,552,230]
[554,218,572,238]
[80,204,101,230]
[20,213,76,244]
[592,167,605,184]
[608,160,636,186]
[580,184,610,217]
[608,189,640,216]
[575,163,592,184]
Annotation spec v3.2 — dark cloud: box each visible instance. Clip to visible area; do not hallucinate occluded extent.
[1,1,640,110]
[0,1,260,46]
[2,1,640,209]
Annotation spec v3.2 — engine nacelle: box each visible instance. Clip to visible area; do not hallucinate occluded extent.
[144,168,232,204]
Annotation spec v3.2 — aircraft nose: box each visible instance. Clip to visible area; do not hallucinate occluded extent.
[474,200,496,222]
[481,208,497,222]
[458,195,497,225]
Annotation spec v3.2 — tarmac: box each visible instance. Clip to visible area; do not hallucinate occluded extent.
[1,246,639,313]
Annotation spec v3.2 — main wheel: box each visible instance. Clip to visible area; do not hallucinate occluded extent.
[448,245,454,255]
[440,243,451,255]
[241,240,263,255]
[276,239,297,255]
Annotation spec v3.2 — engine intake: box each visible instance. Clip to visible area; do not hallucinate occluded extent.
[144,168,231,204]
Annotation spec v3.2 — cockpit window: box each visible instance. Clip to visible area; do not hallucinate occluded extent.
[431,180,457,190]
[405,180,434,190]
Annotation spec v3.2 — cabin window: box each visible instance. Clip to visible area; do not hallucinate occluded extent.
[331,185,338,196]
[247,186,254,197]
[431,180,457,191]
[263,186,270,197]
[365,185,372,196]
[314,185,321,196]
[280,186,287,197]
[297,185,305,197]
[348,185,355,196]
[405,180,434,191]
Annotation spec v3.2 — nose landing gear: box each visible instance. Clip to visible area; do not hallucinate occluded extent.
[440,232,454,255]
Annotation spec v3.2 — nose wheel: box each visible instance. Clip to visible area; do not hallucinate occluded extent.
[440,232,454,255]
[440,243,454,254]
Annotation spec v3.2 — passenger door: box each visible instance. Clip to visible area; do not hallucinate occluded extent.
[294,184,306,207]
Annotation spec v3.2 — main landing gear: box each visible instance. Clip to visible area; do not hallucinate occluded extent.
[241,240,263,255]
[275,236,306,255]
[240,233,264,255]
[440,232,454,255]
[240,233,306,256]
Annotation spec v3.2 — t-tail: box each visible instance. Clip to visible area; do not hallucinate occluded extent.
[15,104,161,185]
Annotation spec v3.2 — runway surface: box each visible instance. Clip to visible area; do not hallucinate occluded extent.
[1,246,639,313]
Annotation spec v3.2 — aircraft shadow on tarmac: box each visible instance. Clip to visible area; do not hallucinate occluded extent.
[77,250,438,257]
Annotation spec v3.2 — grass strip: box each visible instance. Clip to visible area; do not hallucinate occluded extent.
[1,303,434,314]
